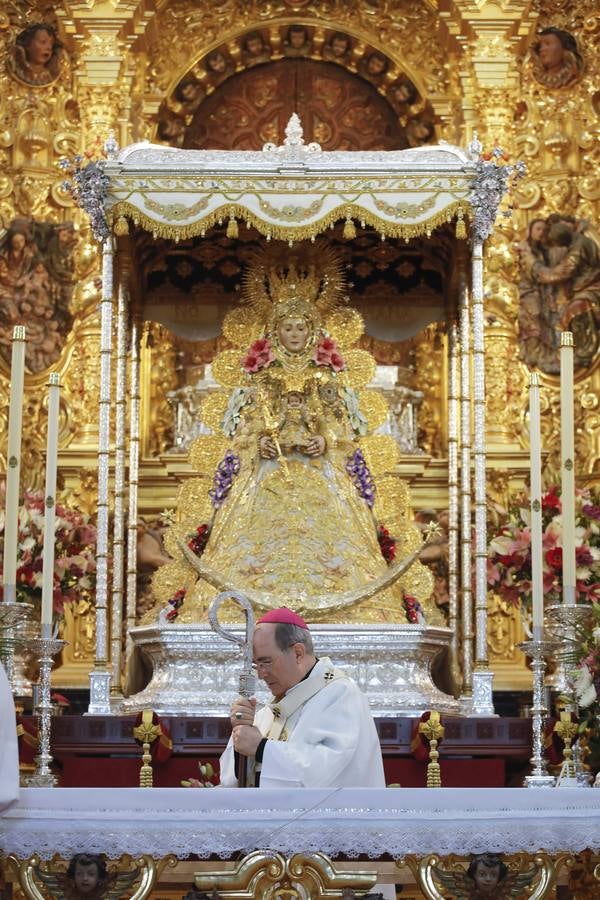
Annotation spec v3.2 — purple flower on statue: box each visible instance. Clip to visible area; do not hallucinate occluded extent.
[209,450,241,509]
[346,448,375,508]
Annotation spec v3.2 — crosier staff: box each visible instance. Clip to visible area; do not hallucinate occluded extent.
[208,590,256,788]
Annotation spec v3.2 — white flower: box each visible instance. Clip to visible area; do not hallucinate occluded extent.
[580,684,597,709]
[592,626,600,643]
[574,665,597,708]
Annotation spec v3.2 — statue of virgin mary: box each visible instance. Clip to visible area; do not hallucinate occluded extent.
[148,245,441,625]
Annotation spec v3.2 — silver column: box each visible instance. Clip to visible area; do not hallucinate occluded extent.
[470,239,495,715]
[88,238,114,714]
[125,315,141,685]
[459,274,473,703]
[447,319,461,693]
[109,271,129,702]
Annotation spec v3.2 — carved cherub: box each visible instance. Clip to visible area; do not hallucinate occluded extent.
[32,853,141,899]
[432,853,538,899]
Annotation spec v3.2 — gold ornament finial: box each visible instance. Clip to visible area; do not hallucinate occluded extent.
[419,711,445,788]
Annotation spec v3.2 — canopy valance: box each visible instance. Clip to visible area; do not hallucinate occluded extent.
[84,116,513,245]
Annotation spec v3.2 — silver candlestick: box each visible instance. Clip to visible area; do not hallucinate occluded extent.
[519,637,559,788]
[0,601,33,692]
[545,603,593,703]
[25,634,66,787]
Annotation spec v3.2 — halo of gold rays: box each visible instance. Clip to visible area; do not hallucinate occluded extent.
[222,305,263,346]
[324,307,364,350]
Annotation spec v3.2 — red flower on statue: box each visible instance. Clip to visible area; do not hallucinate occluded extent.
[188,523,210,557]
[165,588,186,622]
[313,336,345,372]
[377,525,396,564]
[243,338,274,374]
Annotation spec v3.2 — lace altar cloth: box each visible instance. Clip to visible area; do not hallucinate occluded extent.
[2,787,600,860]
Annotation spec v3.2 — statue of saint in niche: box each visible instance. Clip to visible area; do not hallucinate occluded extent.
[531,27,584,89]
[0,220,76,373]
[10,23,65,87]
[516,215,600,374]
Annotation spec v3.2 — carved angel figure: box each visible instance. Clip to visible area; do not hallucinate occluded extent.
[150,246,440,626]
[10,23,65,87]
[31,853,141,899]
[432,854,538,900]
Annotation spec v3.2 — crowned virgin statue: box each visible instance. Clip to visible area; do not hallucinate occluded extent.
[149,247,441,625]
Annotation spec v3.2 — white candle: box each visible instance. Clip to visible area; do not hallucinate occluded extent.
[3,326,26,604]
[560,332,576,604]
[529,373,544,640]
[41,373,61,633]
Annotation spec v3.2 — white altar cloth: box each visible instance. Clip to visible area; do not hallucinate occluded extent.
[1,787,600,860]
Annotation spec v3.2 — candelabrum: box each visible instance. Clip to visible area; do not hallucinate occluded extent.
[545,603,593,703]
[519,637,559,788]
[25,633,66,787]
[0,602,34,692]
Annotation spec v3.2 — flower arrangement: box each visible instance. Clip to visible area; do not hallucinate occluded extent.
[487,484,600,608]
[569,602,600,770]
[0,486,97,618]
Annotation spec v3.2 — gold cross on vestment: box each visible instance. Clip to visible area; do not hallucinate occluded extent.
[324,671,334,682]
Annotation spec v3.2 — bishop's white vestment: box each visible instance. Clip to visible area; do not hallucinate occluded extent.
[0,662,19,811]
[219,656,385,789]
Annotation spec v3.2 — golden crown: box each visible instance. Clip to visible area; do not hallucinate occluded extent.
[241,244,346,331]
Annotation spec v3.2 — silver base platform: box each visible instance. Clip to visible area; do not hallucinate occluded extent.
[120,622,460,717]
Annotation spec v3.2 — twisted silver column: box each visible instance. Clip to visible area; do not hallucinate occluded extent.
[110,271,129,702]
[470,240,495,715]
[447,319,460,691]
[88,238,114,714]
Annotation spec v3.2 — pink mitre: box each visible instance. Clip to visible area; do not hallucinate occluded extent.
[256,607,308,629]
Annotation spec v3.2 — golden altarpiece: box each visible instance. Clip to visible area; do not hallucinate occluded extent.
[1,4,600,900]
[0,0,598,708]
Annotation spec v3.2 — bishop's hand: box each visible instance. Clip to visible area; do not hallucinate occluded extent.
[230,696,256,729]
[232,723,263,757]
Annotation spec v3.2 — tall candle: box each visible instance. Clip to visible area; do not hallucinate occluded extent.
[3,326,26,604]
[560,332,576,605]
[41,373,61,633]
[529,373,544,639]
